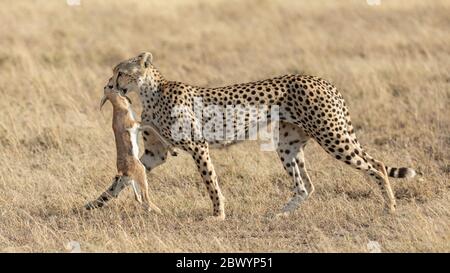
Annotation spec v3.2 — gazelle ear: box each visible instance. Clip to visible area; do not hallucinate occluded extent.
[139,52,153,68]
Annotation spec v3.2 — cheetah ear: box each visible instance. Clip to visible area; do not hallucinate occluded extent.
[139,52,153,68]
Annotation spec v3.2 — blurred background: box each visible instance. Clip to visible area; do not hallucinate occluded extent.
[0,0,448,252]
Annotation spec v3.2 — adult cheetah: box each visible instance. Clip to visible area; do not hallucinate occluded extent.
[100,52,416,219]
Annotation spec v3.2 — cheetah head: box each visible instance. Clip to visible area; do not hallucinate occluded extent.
[105,52,160,97]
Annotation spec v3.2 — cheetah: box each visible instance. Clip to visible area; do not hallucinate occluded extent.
[101,52,416,219]
[85,87,162,213]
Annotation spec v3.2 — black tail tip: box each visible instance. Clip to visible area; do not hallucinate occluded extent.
[386,167,416,178]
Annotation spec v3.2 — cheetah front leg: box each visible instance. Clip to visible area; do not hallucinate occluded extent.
[187,143,225,220]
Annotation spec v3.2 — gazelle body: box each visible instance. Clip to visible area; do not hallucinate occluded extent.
[85,88,163,213]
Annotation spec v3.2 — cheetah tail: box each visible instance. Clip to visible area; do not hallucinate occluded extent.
[385,166,416,179]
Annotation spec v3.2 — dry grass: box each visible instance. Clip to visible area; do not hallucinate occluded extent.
[0,0,449,252]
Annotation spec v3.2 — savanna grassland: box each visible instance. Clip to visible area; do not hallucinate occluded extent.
[0,0,449,252]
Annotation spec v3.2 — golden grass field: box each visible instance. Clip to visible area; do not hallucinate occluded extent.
[0,0,449,252]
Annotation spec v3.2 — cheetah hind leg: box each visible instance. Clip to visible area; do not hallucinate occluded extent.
[323,141,397,213]
[277,158,309,217]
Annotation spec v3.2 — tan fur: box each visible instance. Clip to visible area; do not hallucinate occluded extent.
[86,89,161,213]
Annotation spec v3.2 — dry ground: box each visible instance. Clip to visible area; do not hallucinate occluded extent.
[0,0,449,252]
